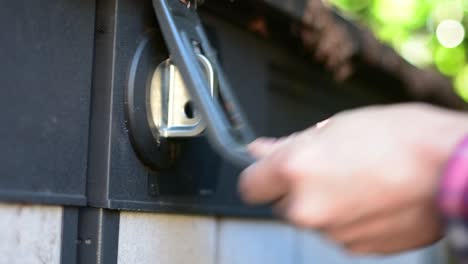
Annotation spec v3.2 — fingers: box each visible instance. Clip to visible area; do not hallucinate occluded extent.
[238,151,290,204]
[271,195,292,217]
[240,127,322,205]
[285,190,335,230]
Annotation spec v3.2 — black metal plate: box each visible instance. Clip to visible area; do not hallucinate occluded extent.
[87,0,409,217]
[0,1,95,205]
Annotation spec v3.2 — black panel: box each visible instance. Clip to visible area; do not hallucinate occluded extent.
[0,1,95,205]
[87,0,409,217]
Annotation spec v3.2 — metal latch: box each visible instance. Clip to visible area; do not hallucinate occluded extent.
[148,54,216,138]
[152,0,257,168]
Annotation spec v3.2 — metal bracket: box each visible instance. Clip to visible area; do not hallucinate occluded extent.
[148,54,216,138]
[152,0,256,168]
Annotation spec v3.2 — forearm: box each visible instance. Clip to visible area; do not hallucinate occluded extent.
[411,107,468,173]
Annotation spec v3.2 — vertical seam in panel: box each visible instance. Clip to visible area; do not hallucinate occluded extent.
[214,217,221,264]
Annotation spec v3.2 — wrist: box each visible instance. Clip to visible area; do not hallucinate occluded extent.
[432,112,468,165]
[412,106,468,171]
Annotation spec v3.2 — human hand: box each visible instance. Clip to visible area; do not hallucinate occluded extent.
[239,104,468,255]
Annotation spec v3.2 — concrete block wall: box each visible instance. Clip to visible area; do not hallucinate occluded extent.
[0,204,62,264]
[0,203,440,264]
[118,212,438,264]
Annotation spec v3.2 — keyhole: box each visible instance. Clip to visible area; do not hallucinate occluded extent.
[184,101,195,119]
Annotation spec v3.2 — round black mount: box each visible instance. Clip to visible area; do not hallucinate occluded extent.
[125,30,179,170]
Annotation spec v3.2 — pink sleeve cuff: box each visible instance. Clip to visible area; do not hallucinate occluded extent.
[439,136,468,218]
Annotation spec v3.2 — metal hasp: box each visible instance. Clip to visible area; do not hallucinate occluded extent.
[152,0,256,169]
[148,54,216,138]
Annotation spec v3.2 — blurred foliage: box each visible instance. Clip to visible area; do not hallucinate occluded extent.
[328,0,468,101]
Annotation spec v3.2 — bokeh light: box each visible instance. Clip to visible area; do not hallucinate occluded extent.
[328,0,468,102]
[435,45,466,76]
[433,0,464,24]
[436,19,465,48]
[331,0,371,12]
[371,0,429,29]
[400,35,433,67]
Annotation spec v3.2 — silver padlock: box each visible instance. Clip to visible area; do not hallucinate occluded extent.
[147,54,216,139]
